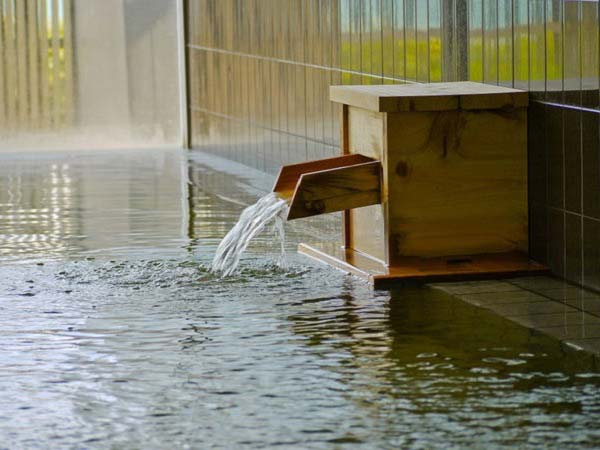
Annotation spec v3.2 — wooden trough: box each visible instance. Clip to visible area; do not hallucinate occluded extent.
[273,82,548,288]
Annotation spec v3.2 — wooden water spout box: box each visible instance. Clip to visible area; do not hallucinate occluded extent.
[275,82,548,287]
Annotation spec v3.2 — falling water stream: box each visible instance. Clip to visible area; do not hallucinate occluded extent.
[211,193,289,276]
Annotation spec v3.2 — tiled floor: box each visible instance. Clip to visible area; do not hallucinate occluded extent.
[430,277,600,356]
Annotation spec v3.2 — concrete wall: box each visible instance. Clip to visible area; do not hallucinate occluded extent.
[125,0,181,143]
[74,0,131,130]
[73,0,182,147]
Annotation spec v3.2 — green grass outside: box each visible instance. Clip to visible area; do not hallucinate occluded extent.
[339,30,592,86]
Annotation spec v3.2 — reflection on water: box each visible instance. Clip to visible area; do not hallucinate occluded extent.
[0,149,599,449]
[0,161,80,257]
[0,149,189,261]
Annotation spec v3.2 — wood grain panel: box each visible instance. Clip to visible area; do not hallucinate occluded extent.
[347,107,384,159]
[347,107,387,262]
[385,108,528,260]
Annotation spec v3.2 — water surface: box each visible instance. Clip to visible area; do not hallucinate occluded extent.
[0,149,599,449]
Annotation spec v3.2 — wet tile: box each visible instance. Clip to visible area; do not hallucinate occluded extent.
[508,275,570,290]
[545,105,564,209]
[564,109,582,213]
[548,208,565,277]
[565,213,582,284]
[459,291,550,307]
[486,300,576,317]
[532,286,600,302]
[582,112,600,220]
[564,297,600,316]
[529,204,548,264]
[428,282,470,293]
[563,338,600,355]
[430,281,522,295]
[508,311,600,330]
[583,218,600,292]
[528,103,547,206]
[538,323,600,340]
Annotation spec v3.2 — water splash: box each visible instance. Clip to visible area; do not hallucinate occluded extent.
[211,193,289,276]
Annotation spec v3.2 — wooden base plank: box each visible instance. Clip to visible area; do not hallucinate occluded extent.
[298,243,549,289]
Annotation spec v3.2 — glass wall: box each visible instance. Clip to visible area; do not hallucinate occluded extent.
[0,0,184,150]
[187,0,341,174]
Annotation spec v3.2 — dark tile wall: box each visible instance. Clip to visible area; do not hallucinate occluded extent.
[187,0,600,291]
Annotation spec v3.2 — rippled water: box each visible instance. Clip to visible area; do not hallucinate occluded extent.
[0,149,599,449]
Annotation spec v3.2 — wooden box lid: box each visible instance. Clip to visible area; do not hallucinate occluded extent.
[330,81,529,112]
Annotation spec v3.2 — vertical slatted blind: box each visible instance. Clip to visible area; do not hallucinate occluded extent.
[0,0,74,134]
